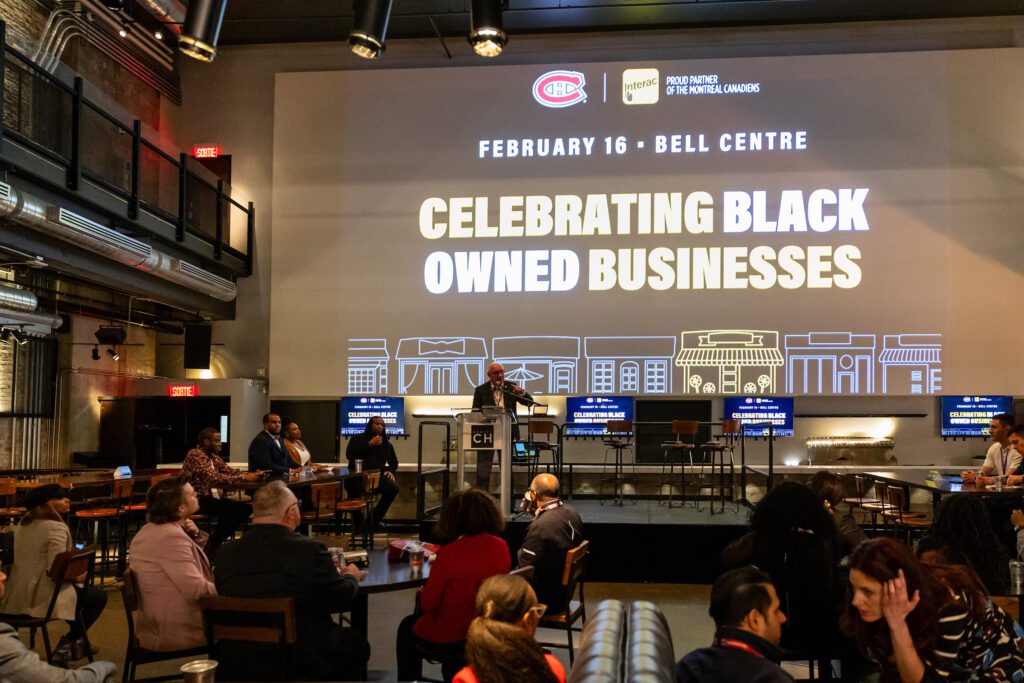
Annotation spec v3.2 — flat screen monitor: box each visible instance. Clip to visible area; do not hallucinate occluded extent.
[722,396,794,437]
[940,395,1013,437]
[564,396,634,436]
[341,396,405,436]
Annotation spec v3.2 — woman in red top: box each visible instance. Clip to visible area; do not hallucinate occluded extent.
[396,489,510,682]
[454,574,565,683]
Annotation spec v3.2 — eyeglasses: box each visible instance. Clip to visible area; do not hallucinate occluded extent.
[527,603,547,619]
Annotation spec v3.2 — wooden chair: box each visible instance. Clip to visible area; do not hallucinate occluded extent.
[119,567,207,681]
[883,486,931,543]
[600,421,635,506]
[199,596,297,681]
[299,481,341,536]
[538,539,589,665]
[0,546,96,664]
[336,471,381,548]
[659,419,699,508]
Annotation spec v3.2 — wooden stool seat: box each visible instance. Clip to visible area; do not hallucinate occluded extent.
[335,498,366,512]
[74,508,126,519]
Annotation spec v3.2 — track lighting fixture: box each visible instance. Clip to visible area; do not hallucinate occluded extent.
[349,0,393,60]
[179,0,228,62]
[118,21,129,38]
[469,0,507,57]
[154,30,163,40]
[106,347,120,361]
[91,346,101,361]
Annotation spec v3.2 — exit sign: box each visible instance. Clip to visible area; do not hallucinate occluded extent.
[191,145,221,159]
[168,384,199,398]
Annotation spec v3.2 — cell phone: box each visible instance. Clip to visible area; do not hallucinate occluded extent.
[74,543,85,550]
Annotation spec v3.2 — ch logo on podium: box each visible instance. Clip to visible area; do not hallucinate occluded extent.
[471,424,495,447]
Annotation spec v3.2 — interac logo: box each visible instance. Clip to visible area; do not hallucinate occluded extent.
[622,68,660,105]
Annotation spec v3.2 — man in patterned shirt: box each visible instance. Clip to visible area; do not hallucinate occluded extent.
[183,427,260,556]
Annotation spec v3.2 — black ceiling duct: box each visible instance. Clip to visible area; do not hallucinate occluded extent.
[179,0,228,62]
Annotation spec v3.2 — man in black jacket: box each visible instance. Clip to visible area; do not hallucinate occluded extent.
[471,362,533,488]
[676,566,794,683]
[517,473,583,607]
[214,480,369,681]
[247,412,290,475]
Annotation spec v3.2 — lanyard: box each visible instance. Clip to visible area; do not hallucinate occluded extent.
[714,638,763,658]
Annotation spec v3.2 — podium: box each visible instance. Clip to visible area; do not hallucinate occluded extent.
[456,410,513,514]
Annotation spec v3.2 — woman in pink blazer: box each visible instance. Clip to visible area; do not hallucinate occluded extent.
[128,476,217,651]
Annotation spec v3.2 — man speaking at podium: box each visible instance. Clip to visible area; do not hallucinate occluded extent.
[471,362,533,489]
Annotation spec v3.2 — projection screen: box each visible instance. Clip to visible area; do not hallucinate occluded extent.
[269,48,1024,398]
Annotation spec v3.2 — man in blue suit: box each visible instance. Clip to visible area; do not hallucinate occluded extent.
[248,412,290,475]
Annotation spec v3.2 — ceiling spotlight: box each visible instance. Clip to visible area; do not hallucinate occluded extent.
[118,22,129,38]
[179,0,228,62]
[91,346,101,361]
[154,30,163,40]
[349,0,393,60]
[469,0,507,57]
[106,347,120,361]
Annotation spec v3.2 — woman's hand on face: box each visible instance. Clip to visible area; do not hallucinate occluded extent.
[881,569,920,627]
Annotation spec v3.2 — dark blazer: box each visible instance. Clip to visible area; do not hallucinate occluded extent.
[676,627,794,683]
[214,524,362,680]
[472,381,533,440]
[247,430,290,474]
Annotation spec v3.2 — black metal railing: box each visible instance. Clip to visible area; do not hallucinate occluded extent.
[0,22,254,274]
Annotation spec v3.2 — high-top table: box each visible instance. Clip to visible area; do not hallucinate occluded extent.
[865,470,1023,509]
[348,548,432,638]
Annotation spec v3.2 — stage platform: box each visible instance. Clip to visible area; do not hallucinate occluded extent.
[419,499,752,584]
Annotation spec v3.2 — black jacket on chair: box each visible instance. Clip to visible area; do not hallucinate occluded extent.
[247,431,291,475]
[214,524,364,680]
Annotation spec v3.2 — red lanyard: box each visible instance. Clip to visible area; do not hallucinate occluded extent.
[714,638,763,658]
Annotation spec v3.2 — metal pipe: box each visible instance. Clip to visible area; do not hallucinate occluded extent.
[0,284,38,313]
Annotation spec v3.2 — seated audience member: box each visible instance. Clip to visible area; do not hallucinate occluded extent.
[845,537,1024,682]
[721,482,843,653]
[247,412,290,475]
[396,489,511,682]
[215,481,368,681]
[0,569,116,681]
[127,476,216,651]
[345,416,400,531]
[0,484,107,666]
[960,413,1019,486]
[516,473,583,607]
[676,566,793,683]
[807,471,868,555]
[917,493,1010,595]
[454,574,563,683]
[282,420,312,468]
[182,427,258,556]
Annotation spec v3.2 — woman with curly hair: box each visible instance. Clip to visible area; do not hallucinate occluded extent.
[844,537,1024,682]
[916,493,1010,595]
[454,574,563,683]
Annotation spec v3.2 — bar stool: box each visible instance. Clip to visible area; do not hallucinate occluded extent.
[0,484,26,528]
[600,420,636,506]
[336,472,380,549]
[73,478,132,584]
[659,420,698,508]
[524,420,561,481]
[699,419,741,514]
[299,481,342,537]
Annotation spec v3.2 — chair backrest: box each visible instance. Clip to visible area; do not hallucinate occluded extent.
[625,600,675,683]
[721,419,742,436]
[363,470,382,494]
[112,478,134,503]
[886,486,907,520]
[606,420,632,435]
[310,482,340,512]
[563,539,589,586]
[509,564,535,581]
[120,566,140,649]
[529,420,556,440]
[46,547,95,618]
[150,473,174,488]
[671,420,699,439]
[200,595,297,680]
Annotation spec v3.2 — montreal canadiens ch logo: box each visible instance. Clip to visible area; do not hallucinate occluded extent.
[532,70,587,108]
